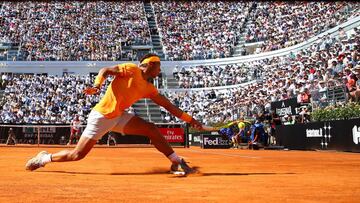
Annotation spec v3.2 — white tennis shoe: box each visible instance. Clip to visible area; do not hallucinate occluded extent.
[25,151,49,171]
[170,158,197,175]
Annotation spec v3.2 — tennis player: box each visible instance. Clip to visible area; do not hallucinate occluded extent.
[26,54,203,175]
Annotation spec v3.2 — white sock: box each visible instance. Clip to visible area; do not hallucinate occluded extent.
[168,152,182,164]
[41,154,52,165]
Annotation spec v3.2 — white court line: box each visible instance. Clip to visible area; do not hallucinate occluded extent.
[188,149,261,159]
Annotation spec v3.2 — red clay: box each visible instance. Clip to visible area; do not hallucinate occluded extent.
[0,145,359,203]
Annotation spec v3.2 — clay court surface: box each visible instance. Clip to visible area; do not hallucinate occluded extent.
[0,145,359,203]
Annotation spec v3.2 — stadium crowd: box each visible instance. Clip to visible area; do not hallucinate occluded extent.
[0,74,100,123]
[245,2,360,53]
[164,27,360,124]
[0,1,359,61]
[0,1,150,61]
[0,0,359,126]
[0,27,359,124]
[173,62,263,88]
[152,1,253,60]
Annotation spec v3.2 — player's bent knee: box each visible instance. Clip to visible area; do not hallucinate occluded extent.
[70,150,87,161]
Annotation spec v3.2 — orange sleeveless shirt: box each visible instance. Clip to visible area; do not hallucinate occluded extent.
[93,63,159,118]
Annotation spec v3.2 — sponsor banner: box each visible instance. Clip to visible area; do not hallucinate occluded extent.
[0,125,151,145]
[0,125,184,145]
[201,134,230,149]
[0,126,69,144]
[271,98,298,116]
[159,128,184,143]
[276,118,360,152]
[23,126,57,139]
[271,98,310,117]
[188,133,201,146]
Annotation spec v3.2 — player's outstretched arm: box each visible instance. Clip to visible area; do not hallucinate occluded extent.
[150,93,203,130]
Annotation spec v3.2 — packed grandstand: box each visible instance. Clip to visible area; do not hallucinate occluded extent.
[0,0,359,128]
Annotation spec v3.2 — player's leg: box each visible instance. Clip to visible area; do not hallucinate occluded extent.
[113,114,174,157]
[227,132,234,148]
[75,131,80,144]
[113,136,117,146]
[25,110,113,171]
[234,134,240,148]
[110,134,116,146]
[231,136,236,148]
[107,134,111,146]
[67,132,74,145]
[6,135,11,145]
[51,136,97,162]
[25,136,97,171]
[12,135,16,145]
[111,113,197,174]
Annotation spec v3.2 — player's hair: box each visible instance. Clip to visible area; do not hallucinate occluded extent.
[139,53,160,64]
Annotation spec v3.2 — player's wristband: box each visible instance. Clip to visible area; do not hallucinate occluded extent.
[180,112,192,123]
[94,75,105,87]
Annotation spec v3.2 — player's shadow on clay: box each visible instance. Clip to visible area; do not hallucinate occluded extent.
[199,172,296,176]
[37,167,296,177]
[37,170,168,176]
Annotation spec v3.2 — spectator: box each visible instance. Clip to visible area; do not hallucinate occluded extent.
[67,114,82,145]
[6,127,17,145]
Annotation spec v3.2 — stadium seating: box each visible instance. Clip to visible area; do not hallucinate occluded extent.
[0,1,358,61]
[172,62,263,88]
[0,27,358,124]
[152,1,253,60]
[165,28,360,124]
[0,1,359,125]
[0,74,100,123]
[0,1,150,61]
[245,2,360,53]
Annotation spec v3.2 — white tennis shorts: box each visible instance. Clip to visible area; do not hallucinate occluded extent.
[82,110,134,140]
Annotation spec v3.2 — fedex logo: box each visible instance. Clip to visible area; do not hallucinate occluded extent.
[204,137,228,145]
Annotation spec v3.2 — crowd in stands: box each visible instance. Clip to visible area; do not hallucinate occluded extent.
[152,1,253,60]
[172,62,263,88]
[0,1,150,61]
[0,0,359,125]
[163,27,360,125]
[0,74,101,123]
[0,27,359,124]
[0,1,359,61]
[245,2,360,53]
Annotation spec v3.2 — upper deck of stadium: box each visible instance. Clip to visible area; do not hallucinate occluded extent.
[0,1,359,62]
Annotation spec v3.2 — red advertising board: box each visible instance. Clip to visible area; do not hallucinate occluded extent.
[159,128,184,143]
